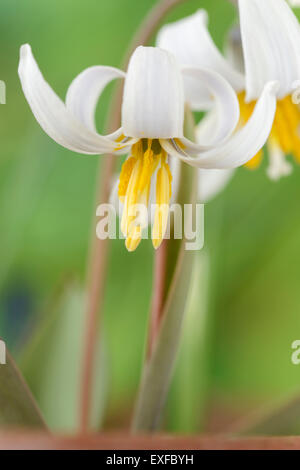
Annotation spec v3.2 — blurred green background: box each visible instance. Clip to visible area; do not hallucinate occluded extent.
[1,0,300,433]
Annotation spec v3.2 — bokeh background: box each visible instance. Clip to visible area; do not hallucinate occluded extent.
[1,0,300,433]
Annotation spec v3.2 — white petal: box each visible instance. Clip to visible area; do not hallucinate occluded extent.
[195,112,235,202]
[225,26,245,75]
[198,169,235,202]
[266,140,293,181]
[121,46,185,138]
[160,81,278,169]
[239,0,300,100]
[66,66,125,132]
[194,109,220,146]
[182,67,240,146]
[18,44,117,154]
[157,10,244,109]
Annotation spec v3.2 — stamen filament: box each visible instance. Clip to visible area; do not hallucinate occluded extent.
[152,151,172,250]
[238,92,300,170]
[118,140,172,251]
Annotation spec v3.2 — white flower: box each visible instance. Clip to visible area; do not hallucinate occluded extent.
[157,0,300,180]
[288,0,300,7]
[19,44,277,251]
[111,111,234,221]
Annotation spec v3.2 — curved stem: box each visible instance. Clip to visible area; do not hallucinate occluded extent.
[79,0,192,433]
[147,240,168,359]
[132,106,197,432]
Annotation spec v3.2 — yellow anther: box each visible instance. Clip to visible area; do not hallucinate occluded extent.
[272,100,293,154]
[152,158,172,250]
[125,225,142,252]
[279,96,300,162]
[120,156,142,237]
[244,149,263,170]
[238,92,255,123]
[138,141,155,194]
[237,93,263,170]
[239,91,300,173]
[165,160,173,198]
[281,96,299,130]
[118,139,173,251]
[118,156,137,202]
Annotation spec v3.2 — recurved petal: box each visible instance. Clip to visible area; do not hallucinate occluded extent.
[181,67,240,146]
[194,108,219,146]
[66,66,125,131]
[121,46,185,139]
[18,44,117,155]
[161,81,278,169]
[157,10,244,109]
[239,0,300,100]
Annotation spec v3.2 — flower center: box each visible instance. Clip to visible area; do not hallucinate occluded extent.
[118,139,172,252]
[238,92,300,168]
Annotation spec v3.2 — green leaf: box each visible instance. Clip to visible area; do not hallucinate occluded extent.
[0,349,46,428]
[166,250,212,433]
[21,281,108,431]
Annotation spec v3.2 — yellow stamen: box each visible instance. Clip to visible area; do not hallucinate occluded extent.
[238,92,261,168]
[152,151,172,250]
[125,225,142,252]
[138,140,154,193]
[238,92,300,170]
[120,144,143,237]
[244,149,263,170]
[278,96,300,162]
[238,91,255,122]
[118,156,137,203]
[118,140,173,252]
[271,99,293,154]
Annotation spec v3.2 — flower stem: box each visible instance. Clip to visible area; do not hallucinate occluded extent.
[132,108,198,432]
[79,0,192,434]
[147,240,168,359]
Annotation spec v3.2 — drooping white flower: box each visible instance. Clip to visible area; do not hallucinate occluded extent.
[110,112,234,217]
[157,0,300,180]
[19,44,277,251]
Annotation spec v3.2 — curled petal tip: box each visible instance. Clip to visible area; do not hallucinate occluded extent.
[265,81,280,95]
[18,42,118,155]
[19,44,31,74]
[20,43,31,58]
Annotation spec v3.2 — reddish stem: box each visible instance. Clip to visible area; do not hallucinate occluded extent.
[79,161,116,432]
[147,240,168,359]
[79,0,191,433]
[1,432,300,450]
